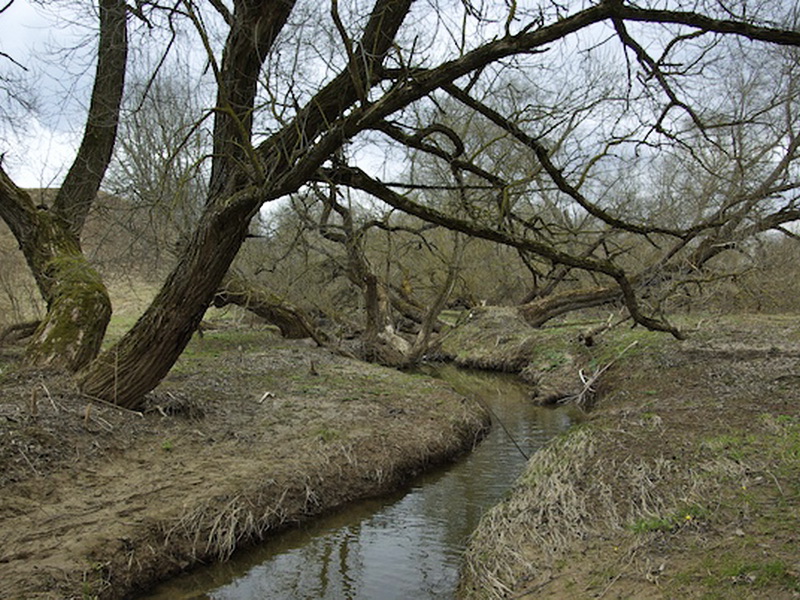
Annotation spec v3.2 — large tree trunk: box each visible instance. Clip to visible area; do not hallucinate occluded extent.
[77,202,252,406]
[519,286,622,327]
[23,242,111,371]
[0,172,112,371]
[78,0,415,408]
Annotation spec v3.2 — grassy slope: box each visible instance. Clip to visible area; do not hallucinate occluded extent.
[459,314,800,599]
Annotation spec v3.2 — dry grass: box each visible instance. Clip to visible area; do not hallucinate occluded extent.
[460,315,800,599]
[460,423,764,599]
[0,325,489,599]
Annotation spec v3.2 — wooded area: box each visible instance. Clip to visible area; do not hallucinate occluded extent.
[2,0,800,408]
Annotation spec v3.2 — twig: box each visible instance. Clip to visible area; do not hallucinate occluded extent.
[29,387,38,418]
[40,382,58,412]
[80,393,144,417]
[563,341,639,408]
[597,547,639,599]
[17,446,42,476]
[88,413,114,432]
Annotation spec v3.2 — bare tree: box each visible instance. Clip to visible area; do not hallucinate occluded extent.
[1,0,799,408]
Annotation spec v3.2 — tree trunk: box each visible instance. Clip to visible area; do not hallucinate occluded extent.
[0,172,112,371]
[24,246,112,371]
[77,202,252,407]
[362,273,412,366]
[213,271,328,344]
[77,0,416,408]
[406,236,463,364]
[388,286,445,334]
[519,286,622,327]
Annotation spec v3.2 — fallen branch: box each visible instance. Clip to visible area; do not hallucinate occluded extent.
[563,340,639,409]
[80,393,145,418]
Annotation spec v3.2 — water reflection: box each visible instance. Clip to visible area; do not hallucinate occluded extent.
[141,365,576,600]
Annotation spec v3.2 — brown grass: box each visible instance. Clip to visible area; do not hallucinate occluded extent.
[460,315,800,599]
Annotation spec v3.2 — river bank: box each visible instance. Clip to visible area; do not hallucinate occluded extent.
[4,311,799,599]
[459,313,800,599]
[0,328,488,599]
[142,365,579,599]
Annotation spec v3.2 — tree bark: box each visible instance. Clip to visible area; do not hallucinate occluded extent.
[0,171,112,371]
[77,200,251,405]
[0,0,126,370]
[519,286,622,328]
[213,271,328,344]
[54,0,128,236]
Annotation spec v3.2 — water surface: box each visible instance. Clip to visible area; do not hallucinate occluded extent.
[141,365,576,599]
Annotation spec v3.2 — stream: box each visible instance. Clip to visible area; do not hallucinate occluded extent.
[141,365,578,599]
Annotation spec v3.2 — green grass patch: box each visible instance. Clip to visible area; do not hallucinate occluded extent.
[697,556,800,592]
[629,504,708,534]
[587,327,663,369]
[315,427,340,443]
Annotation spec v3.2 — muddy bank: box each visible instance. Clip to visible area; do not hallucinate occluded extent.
[458,314,800,599]
[0,328,488,599]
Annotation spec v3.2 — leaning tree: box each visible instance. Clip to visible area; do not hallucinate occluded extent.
[0,0,126,370]
[2,0,800,408]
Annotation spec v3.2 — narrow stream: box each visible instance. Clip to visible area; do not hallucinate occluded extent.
[141,365,577,599]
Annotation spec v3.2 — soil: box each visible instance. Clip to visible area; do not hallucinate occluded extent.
[459,312,800,599]
[4,309,800,600]
[0,325,488,600]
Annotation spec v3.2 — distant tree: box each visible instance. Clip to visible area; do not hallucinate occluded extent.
[104,71,211,271]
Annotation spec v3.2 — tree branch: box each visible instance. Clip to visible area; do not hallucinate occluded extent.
[323,164,683,338]
[52,0,128,236]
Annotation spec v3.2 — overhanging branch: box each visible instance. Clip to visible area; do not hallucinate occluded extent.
[323,164,683,338]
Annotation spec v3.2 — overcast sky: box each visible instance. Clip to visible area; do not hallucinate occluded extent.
[1,0,97,188]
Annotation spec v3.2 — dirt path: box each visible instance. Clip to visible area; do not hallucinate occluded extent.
[0,333,488,599]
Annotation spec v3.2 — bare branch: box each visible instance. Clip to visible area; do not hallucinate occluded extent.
[205,0,232,25]
[323,164,683,338]
[52,0,128,236]
[442,83,690,239]
[374,120,505,186]
[612,4,800,47]
[611,17,706,132]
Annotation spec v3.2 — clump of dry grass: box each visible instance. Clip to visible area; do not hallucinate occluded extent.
[459,422,756,599]
[165,487,292,561]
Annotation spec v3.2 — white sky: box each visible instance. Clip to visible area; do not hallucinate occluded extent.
[1,0,92,188]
